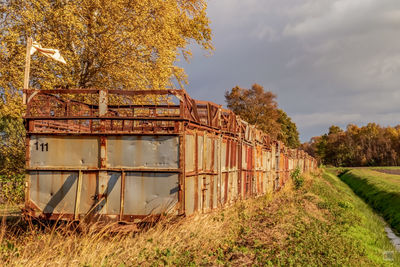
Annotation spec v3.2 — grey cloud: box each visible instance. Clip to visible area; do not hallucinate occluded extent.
[181,0,400,142]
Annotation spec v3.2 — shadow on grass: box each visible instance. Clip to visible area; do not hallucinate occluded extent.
[339,170,400,234]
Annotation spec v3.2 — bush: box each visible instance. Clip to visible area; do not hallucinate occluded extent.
[291,167,304,189]
[0,174,25,204]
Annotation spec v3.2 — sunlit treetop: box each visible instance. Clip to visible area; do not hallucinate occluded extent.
[0,0,213,94]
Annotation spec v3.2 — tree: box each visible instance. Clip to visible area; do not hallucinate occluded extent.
[224,83,300,146]
[0,0,212,179]
[0,0,212,92]
[277,109,300,148]
[225,84,281,139]
[306,123,400,167]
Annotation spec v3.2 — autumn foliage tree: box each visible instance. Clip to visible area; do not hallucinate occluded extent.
[0,0,213,200]
[225,84,300,148]
[1,0,212,91]
[304,123,400,167]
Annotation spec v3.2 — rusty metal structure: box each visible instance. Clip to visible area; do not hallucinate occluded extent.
[23,88,317,222]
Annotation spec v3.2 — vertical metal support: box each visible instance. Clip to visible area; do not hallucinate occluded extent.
[194,130,199,212]
[24,136,31,207]
[179,126,186,215]
[100,137,107,168]
[238,141,242,199]
[99,137,107,215]
[203,134,206,171]
[210,136,215,209]
[119,171,125,221]
[217,134,222,207]
[23,37,32,105]
[99,89,108,194]
[201,132,206,212]
[99,89,108,116]
[275,142,280,191]
[74,170,83,220]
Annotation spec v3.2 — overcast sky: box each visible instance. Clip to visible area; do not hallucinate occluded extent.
[181,0,400,142]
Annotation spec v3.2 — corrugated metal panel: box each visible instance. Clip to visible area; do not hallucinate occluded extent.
[123,172,179,215]
[185,134,195,172]
[107,136,179,169]
[212,175,218,209]
[221,141,227,172]
[30,136,99,167]
[185,176,196,215]
[29,171,78,214]
[79,172,121,216]
[197,135,204,171]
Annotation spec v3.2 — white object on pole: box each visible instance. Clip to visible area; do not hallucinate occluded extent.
[30,41,66,64]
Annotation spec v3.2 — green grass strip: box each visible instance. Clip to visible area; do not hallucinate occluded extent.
[339,169,400,233]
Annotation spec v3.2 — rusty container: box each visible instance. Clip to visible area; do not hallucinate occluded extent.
[23,89,317,223]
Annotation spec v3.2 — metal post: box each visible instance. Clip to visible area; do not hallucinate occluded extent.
[99,89,108,116]
[23,37,32,105]
[119,171,125,221]
[74,170,83,220]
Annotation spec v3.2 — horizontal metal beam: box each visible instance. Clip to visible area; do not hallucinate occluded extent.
[27,167,181,173]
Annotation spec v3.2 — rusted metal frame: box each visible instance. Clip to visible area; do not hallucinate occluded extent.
[74,170,83,220]
[224,138,230,203]
[29,117,222,131]
[23,88,184,96]
[26,167,181,172]
[179,123,186,215]
[120,214,161,222]
[26,131,180,136]
[237,136,243,199]
[201,131,207,213]
[32,212,160,223]
[185,171,218,177]
[119,171,126,221]
[186,121,221,133]
[24,135,31,209]
[194,129,199,212]
[24,89,99,94]
[252,140,256,196]
[24,200,42,215]
[182,93,200,123]
[107,104,180,109]
[25,116,183,120]
[206,103,212,126]
[24,88,318,222]
[27,117,222,134]
[210,135,216,209]
[217,133,222,208]
[211,135,215,172]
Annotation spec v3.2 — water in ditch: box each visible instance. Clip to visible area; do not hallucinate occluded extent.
[385,226,400,252]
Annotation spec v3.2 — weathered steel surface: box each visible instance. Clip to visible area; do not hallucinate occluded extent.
[23,88,317,223]
[106,136,179,169]
[29,171,78,214]
[123,172,179,216]
[30,136,99,168]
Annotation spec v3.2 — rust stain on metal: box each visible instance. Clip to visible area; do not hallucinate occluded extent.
[23,88,317,223]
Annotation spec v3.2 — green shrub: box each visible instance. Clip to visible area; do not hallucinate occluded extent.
[291,167,304,189]
[0,174,25,204]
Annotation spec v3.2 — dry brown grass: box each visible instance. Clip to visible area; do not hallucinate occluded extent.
[2,169,395,266]
[0,189,284,266]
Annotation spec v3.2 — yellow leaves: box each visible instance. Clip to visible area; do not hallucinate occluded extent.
[0,0,212,176]
[1,0,212,92]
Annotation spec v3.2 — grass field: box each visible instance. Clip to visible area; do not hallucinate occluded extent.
[338,168,400,234]
[0,170,398,266]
